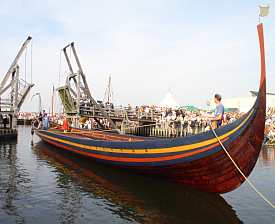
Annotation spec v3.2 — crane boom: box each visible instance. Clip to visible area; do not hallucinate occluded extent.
[0,36,32,94]
[59,42,118,130]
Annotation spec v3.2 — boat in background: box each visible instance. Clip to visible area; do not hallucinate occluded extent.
[36,23,266,193]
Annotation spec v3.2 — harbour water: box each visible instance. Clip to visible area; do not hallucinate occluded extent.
[0,126,275,224]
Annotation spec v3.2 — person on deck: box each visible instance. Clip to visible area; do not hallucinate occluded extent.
[62,116,69,133]
[210,94,224,128]
[42,113,50,130]
[38,112,43,129]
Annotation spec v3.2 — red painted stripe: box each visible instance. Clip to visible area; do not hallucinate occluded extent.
[257,23,266,87]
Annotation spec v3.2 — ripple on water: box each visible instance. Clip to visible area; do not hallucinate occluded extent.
[1,127,275,223]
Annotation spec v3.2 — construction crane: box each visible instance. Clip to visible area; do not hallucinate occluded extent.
[57,42,118,130]
[0,36,34,128]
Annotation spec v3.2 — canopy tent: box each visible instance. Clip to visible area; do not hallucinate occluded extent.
[159,92,180,109]
[179,105,199,112]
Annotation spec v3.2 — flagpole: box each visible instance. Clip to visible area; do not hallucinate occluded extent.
[258,4,270,24]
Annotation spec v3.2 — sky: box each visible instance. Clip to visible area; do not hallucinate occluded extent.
[0,0,274,112]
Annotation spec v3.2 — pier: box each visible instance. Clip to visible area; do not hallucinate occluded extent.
[0,128,17,139]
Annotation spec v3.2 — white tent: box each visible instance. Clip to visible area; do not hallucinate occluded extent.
[159,92,180,108]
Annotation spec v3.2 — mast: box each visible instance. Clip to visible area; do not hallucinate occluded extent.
[51,85,55,117]
[104,75,113,104]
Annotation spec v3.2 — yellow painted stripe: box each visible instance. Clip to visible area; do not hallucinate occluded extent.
[38,109,254,154]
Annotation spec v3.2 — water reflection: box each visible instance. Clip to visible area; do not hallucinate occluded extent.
[32,142,242,224]
[222,146,275,223]
[0,127,244,223]
[2,127,275,223]
[260,146,275,165]
[0,139,32,224]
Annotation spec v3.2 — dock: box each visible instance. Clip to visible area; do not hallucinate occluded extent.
[0,128,17,139]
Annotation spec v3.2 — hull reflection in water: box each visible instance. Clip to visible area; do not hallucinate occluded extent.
[33,141,242,224]
[0,139,32,224]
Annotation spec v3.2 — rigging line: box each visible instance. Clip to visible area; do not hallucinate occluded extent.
[58,49,62,86]
[57,49,63,113]
[211,127,275,209]
[30,39,33,84]
[24,46,28,87]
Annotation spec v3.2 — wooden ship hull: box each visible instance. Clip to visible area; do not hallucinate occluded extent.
[36,24,266,193]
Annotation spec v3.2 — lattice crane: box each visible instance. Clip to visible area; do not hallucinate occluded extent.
[57,42,117,130]
[0,36,34,128]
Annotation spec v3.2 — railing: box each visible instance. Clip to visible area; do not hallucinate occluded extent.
[123,122,209,138]
[0,98,13,112]
[79,105,160,122]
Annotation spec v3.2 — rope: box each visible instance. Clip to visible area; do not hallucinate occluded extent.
[30,40,33,84]
[57,50,62,113]
[211,127,275,209]
[24,46,28,86]
[58,49,62,87]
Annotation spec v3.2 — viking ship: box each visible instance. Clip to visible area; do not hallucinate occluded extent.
[36,24,266,193]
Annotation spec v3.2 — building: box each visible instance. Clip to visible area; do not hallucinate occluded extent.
[209,91,275,112]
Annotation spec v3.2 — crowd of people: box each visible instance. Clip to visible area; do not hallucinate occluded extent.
[6,96,275,143]
[265,108,275,143]
[31,110,50,130]
[13,101,242,136]
[120,104,245,137]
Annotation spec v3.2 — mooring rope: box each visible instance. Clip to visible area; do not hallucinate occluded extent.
[211,127,275,209]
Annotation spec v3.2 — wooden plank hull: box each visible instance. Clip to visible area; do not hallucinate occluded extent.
[35,102,264,193]
[36,24,266,194]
